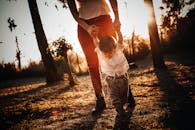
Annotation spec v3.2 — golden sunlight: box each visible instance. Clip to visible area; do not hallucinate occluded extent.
[118,0,150,38]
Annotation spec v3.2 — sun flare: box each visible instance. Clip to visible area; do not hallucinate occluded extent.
[118,0,150,38]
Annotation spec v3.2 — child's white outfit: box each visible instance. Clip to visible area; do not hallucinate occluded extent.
[95,44,129,111]
[95,44,129,77]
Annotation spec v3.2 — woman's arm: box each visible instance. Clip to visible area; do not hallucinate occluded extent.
[67,0,97,36]
[67,0,89,30]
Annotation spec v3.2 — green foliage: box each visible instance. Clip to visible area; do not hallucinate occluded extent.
[49,37,72,58]
[49,37,88,75]
[160,0,195,37]
[0,62,16,81]
[162,8,195,52]
[0,61,45,81]
[160,0,195,52]
[161,0,185,29]
[124,35,150,62]
[135,41,150,57]
[23,60,45,75]
[0,62,16,73]
[0,37,86,82]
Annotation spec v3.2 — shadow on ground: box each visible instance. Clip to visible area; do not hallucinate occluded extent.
[0,52,194,130]
[155,65,195,129]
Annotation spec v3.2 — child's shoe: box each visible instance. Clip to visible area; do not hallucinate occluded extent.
[114,113,129,130]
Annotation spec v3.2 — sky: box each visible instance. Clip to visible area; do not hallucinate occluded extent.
[0,0,168,67]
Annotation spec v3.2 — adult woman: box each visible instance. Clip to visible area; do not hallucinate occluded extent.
[67,0,123,115]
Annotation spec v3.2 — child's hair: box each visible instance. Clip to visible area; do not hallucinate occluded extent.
[99,35,117,53]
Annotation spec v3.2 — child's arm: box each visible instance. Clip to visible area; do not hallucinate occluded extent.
[116,32,126,51]
[116,31,123,45]
[90,25,99,47]
[92,36,99,47]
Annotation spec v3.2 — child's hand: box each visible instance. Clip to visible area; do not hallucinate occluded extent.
[88,25,99,46]
[88,25,99,38]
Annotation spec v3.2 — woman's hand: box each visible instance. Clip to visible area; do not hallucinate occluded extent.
[88,25,99,38]
[77,19,99,37]
[77,19,99,45]
[88,25,99,46]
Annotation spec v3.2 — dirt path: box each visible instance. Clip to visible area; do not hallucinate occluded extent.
[0,53,195,130]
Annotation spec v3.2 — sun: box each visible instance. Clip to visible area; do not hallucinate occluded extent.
[118,0,153,38]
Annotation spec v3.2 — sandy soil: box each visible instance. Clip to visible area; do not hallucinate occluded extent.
[0,52,195,130]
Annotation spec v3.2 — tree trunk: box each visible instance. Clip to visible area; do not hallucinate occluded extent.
[28,0,62,84]
[76,53,81,74]
[64,52,75,86]
[131,27,135,55]
[15,36,21,70]
[144,0,166,69]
